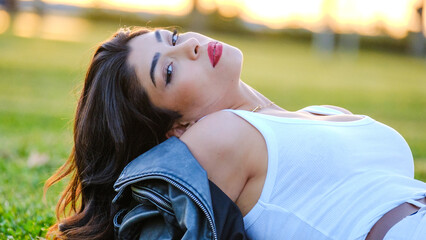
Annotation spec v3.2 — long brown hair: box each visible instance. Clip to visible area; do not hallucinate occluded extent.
[44,27,180,239]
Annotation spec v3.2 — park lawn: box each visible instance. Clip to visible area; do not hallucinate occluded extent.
[0,22,425,238]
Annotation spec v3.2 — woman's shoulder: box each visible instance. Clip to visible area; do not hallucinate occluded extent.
[180,110,263,201]
[180,110,253,162]
[182,110,247,143]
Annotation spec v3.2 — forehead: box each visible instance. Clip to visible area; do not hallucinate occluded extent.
[128,30,159,65]
[127,31,164,89]
[128,29,170,54]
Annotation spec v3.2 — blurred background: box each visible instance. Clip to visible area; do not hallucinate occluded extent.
[0,0,425,238]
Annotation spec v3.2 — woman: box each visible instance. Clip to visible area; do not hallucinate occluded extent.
[45,27,426,240]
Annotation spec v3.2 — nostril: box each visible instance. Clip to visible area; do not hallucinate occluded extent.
[194,46,198,54]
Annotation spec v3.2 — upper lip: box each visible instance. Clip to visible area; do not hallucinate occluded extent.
[208,42,222,67]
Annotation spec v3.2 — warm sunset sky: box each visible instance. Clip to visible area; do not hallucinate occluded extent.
[22,0,426,38]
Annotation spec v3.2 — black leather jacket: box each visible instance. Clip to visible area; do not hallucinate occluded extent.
[112,137,248,240]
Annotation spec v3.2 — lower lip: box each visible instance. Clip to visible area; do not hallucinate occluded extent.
[208,42,222,67]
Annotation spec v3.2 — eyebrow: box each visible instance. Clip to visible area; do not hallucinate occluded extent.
[155,30,162,42]
[150,52,160,86]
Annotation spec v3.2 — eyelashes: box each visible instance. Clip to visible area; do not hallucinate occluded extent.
[165,29,178,85]
[166,62,173,85]
[171,29,179,46]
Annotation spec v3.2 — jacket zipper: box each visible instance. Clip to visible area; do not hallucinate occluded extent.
[121,174,218,240]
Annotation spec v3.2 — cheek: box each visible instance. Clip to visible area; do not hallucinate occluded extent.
[174,81,200,107]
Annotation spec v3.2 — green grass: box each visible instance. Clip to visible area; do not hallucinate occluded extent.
[0,18,425,239]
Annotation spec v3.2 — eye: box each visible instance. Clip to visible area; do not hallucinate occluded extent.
[171,29,179,46]
[166,62,173,85]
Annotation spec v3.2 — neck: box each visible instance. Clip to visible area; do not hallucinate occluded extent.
[188,80,280,123]
[229,81,273,111]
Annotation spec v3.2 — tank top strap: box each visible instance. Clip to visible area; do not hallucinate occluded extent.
[406,197,426,208]
[299,105,346,116]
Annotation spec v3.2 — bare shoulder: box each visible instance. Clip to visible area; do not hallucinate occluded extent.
[180,110,264,201]
[180,110,254,169]
[181,110,249,150]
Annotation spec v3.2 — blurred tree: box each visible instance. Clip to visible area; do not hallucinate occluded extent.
[337,33,360,57]
[189,0,206,31]
[4,0,17,13]
[408,0,425,57]
[313,0,336,56]
[33,0,45,15]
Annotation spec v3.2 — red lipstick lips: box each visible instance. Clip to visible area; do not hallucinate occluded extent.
[208,41,222,67]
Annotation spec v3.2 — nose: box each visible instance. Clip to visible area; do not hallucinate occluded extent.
[174,37,199,60]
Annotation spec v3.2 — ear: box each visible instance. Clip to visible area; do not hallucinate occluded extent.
[166,122,192,138]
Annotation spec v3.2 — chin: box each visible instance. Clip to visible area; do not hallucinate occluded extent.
[228,46,243,68]
[234,49,243,77]
[230,45,243,59]
[218,44,243,81]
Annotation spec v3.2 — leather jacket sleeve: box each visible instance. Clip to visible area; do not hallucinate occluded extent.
[209,181,247,240]
[114,180,214,240]
[112,137,248,240]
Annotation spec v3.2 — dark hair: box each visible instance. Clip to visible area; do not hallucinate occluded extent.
[44,27,181,239]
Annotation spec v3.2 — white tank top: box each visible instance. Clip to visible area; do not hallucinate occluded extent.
[225,106,426,240]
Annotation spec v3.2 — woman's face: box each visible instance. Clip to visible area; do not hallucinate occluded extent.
[127,30,243,122]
